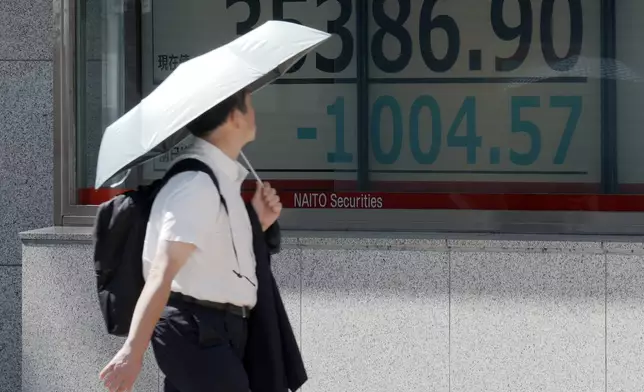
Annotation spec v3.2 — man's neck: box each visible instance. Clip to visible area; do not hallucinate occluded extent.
[203,136,242,161]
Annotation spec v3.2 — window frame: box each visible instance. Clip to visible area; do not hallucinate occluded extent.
[54,0,97,226]
[55,0,644,235]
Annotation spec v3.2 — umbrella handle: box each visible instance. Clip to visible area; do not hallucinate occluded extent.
[107,169,131,188]
[240,151,263,186]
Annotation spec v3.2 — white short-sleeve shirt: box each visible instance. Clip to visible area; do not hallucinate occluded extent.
[142,138,258,308]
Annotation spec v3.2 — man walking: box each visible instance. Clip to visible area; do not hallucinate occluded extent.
[99,88,288,392]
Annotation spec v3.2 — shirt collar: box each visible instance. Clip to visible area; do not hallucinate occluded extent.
[191,137,249,184]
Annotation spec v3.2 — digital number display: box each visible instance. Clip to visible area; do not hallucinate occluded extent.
[368,0,583,73]
[141,0,601,190]
[366,0,599,187]
[226,0,354,75]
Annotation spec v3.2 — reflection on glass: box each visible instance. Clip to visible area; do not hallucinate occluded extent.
[74,0,644,213]
[76,0,137,204]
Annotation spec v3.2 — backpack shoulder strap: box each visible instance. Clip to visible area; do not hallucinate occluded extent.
[163,158,228,211]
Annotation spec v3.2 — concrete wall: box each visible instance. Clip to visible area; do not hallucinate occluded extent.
[21,228,644,392]
[0,1,53,391]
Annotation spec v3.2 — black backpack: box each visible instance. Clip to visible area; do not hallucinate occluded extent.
[92,158,225,337]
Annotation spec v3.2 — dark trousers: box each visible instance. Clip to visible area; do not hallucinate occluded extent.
[152,297,249,392]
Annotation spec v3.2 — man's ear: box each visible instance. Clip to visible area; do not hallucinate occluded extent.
[228,108,242,128]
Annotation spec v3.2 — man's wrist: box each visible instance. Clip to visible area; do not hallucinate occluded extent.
[123,338,147,361]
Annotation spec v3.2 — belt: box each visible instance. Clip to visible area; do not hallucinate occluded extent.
[169,292,251,319]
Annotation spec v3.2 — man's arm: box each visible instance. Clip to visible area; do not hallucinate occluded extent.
[124,173,219,353]
[99,240,195,392]
[100,172,218,392]
[124,240,195,357]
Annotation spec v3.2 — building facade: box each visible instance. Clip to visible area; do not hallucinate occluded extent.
[4,0,644,391]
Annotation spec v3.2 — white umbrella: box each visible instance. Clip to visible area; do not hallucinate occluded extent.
[94,20,331,189]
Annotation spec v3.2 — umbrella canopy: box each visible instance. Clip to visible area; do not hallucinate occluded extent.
[94,20,331,189]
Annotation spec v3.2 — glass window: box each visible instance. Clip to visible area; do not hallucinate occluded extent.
[139,0,359,197]
[75,0,141,205]
[617,2,644,194]
[65,0,644,231]
[368,0,600,197]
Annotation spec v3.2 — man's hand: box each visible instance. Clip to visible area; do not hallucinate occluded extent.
[251,181,282,231]
[99,343,143,392]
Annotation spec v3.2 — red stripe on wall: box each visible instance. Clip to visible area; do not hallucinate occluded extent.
[256,192,644,211]
[78,188,130,205]
[78,180,644,211]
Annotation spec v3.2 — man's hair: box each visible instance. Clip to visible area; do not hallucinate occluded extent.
[185,88,249,138]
